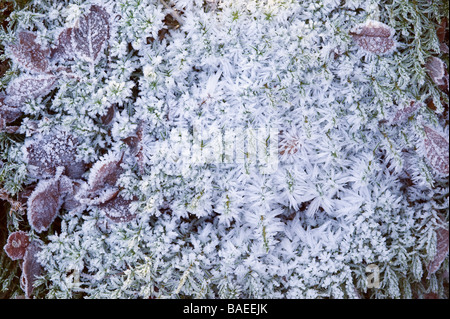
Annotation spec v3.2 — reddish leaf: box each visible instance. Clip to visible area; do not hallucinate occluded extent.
[100,104,116,125]
[20,241,43,298]
[392,101,420,123]
[3,231,30,261]
[27,177,63,233]
[5,74,57,105]
[72,5,110,62]
[437,18,448,43]
[9,31,50,73]
[423,126,449,175]
[50,28,74,61]
[98,194,137,223]
[0,102,22,130]
[87,153,123,192]
[425,57,449,93]
[23,129,85,179]
[350,20,395,54]
[427,227,449,277]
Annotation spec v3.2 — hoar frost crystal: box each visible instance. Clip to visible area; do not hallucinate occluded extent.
[0,0,448,299]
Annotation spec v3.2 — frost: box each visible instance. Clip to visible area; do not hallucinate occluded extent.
[9,31,50,73]
[6,74,57,105]
[3,231,30,261]
[423,126,449,176]
[425,57,449,92]
[27,176,63,233]
[20,241,43,298]
[427,227,449,277]
[72,5,110,62]
[23,129,85,179]
[350,20,396,54]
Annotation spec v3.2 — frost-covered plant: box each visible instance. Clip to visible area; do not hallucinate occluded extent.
[0,0,448,299]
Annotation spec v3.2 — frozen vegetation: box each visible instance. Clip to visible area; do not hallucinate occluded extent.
[0,0,448,298]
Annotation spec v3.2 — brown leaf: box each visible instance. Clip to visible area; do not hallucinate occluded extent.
[427,227,449,277]
[20,241,43,298]
[425,57,449,93]
[350,20,395,55]
[9,31,50,73]
[27,177,63,233]
[3,231,30,261]
[98,194,137,223]
[72,5,110,62]
[0,97,22,130]
[50,28,74,61]
[423,125,449,175]
[5,74,57,105]
[23,129,85,179]
[391,101,419,124]
[87,153,124,193]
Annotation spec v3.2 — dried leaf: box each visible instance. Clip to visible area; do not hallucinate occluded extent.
[9,31,50,73]
[72,5,110,62]
[425,57,449,93]
[23,129,85,179]
[50,28,74,61]
[350,20,396,55]
[20,241,43,298]
[423,125,449,175]
[27,177,63,233]
[3,231,30,261]
[5,74,57,105]
[427,227,449,277]
[98,194,137,223]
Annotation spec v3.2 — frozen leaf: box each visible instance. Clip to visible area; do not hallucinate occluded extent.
[9,31,50,73]
[101,104,116,125]
[425,57,449,93]
[98,194,137,223]
[391,101,420,124]
[72,5,110,62]
[20,241,43,298]
[437,18,448,43]
[350,20,396,54]
[61,180,84,212]
[23,129,85,179]
[6,74,57,105]
[87,153,124,192]
[0,98,22,130]
[50,28,74,61]
[423,126,449,175]
[27,177,63,233]
[427,227,449,277]
[3,231,30,261]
